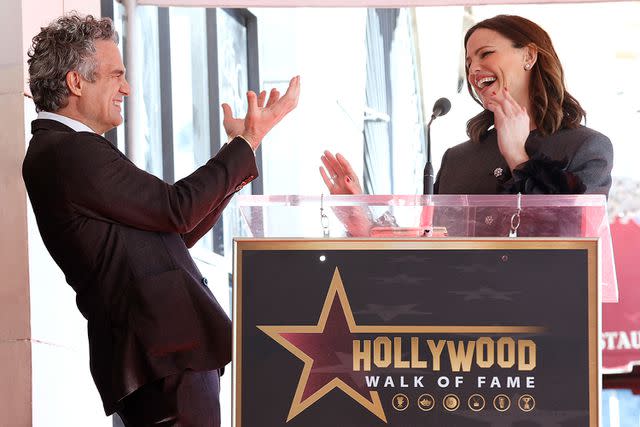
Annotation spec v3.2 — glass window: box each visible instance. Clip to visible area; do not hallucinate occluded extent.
[111,1,162,178]
[136,6,163,178]
[602,389,640,426]
[216,8,249,153]
[216,9,251,258]
[169,7,212,249]
[169,7,211,182]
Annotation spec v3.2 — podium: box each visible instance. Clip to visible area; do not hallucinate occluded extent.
[232,194,616,426]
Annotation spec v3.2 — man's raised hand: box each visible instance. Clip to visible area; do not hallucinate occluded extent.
[222,76,300,151]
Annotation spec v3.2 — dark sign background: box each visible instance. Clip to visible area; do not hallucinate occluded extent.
[236,242,594,426]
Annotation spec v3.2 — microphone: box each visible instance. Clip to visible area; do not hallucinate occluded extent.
[423,97,451,195]
[432,97,451,119]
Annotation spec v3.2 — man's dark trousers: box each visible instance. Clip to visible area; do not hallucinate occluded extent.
[117,369,221,426]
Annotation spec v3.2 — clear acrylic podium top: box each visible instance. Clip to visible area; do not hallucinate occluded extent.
[236,194,617,302]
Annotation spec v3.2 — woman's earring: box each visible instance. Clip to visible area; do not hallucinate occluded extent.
[524,63,531,71]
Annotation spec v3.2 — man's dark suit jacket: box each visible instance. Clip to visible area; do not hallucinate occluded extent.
[22,119,258,415]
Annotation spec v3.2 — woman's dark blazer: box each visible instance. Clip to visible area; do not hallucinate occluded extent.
[22,119,258,415]
[433,126,613,236]
[435,126,613,195]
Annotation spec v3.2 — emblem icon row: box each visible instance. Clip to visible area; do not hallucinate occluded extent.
[392,393,535,412]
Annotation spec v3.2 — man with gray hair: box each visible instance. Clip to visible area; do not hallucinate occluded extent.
[22,13,299,426]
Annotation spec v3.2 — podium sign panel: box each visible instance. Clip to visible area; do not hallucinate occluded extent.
[233,239,599,426]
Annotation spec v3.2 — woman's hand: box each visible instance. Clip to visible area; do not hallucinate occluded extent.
[485,87,530,171]
[319,150,363,194]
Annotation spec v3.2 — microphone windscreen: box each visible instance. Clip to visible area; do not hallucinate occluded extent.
[432,97,451,117]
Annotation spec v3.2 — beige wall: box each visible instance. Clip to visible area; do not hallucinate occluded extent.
[1,1,108,426]
[1,0,31,424]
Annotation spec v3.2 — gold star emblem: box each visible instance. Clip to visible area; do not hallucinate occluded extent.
[258,268,387,422]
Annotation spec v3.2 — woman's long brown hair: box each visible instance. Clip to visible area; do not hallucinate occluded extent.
[464,15,585,143]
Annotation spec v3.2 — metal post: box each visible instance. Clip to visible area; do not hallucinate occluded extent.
[124,0,143,167]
